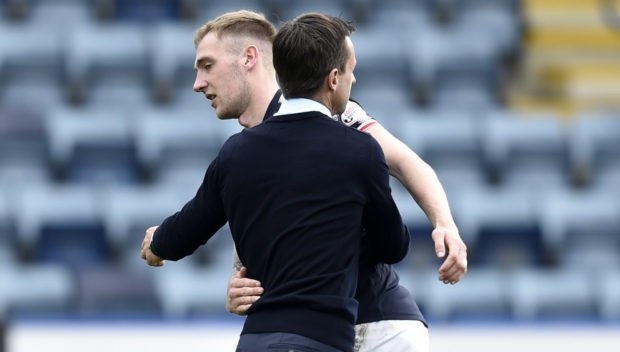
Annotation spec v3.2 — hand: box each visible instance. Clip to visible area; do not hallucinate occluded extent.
[141,226,165,267]
[433,226,467,285]
[337,100,373,127]
[226,267,264,315]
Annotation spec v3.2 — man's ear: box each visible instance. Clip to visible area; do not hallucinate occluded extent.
[326,68,339,92]
[241,45,259,69]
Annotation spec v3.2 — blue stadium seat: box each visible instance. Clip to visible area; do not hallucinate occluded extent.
[350,78,416,131]
[100,183,193,251]
[538,186,620,259]
[0,263,75,316]
[480,110,570,187]
[110,0,181,21]
[0,21,63,77]
[281,0,350,21]
[13,182,106,264]
[352,24,411,91]
[0,21,64,112]
[64,22,148,105]
[508,267,596,320]
[596,269,620,321]
[397,112,483,174]
[451,184,543,268]
[133,106,241,179]
[75,266,161,315]
[44,106,139,184]
[0,108,50,193]
[569,111,620,186]
[28,0,92,28]
[201,0,266,20]
[152,250,234,317]
[405,267,509,321]
[149,22,198,103]
[0,192,17,265]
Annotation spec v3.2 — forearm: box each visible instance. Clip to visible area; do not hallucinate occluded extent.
[232,246,243,277]
[392,153,457,230]
[367,124,457,231]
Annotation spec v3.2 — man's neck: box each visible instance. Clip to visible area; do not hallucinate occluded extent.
[238,76,279,129]
[308,91,336,116]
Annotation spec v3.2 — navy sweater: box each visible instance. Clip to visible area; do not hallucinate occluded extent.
[151,110,409,351]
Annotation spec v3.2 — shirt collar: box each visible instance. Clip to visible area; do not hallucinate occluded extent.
[262,90,283,122]
[273,98,332,118]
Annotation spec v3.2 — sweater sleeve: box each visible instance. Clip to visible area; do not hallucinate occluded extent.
[361,138,410,264]
[150,157,228,261]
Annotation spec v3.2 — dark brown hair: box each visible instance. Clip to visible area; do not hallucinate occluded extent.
[273,12,355,98]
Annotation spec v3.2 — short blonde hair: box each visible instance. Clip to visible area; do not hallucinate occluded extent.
[194,10,276,48]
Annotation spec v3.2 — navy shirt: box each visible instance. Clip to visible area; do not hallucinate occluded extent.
[151,101,410,352]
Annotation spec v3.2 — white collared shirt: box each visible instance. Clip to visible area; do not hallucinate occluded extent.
[273,98,332,118]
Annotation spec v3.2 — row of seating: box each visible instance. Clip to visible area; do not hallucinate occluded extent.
[0,2,519,108]
[0,176,618,269]
[2,257,619,322]
[2,104,619,187]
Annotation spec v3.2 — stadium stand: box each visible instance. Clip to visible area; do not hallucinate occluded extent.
[0,0,618,326]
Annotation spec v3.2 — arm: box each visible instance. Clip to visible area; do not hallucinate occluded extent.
[366,123,467,284]
[339,100,467,284]
[226,247,263,315]
[146,158,228,262]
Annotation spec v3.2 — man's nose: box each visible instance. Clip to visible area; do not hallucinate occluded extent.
[193,74,207,92]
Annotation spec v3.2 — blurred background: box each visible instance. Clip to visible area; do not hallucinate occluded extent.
[0,0,619,351]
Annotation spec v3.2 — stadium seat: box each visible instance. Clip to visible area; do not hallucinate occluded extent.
[0,193,17,265]
[538,186,620,256]
[149,22,198,103]
[508,267,596,320]
[133,106,241,179]
[451,184,543,267]
[100,183,193,251]
[595,269,620,321]
[568,110,620,186]
[480,109,570,187]
[0,21,63,79]
[108,0,181,21]
[27,0,92,28]
[0,263,75,316]
[397,112,483,175]
[281,0,350,21]
[13,182,106,262]
[64,22,148,104]
[44,106,139,184]
[412,267,510,320]
[350,78,416,131]
[201,0,266,20]
[452,1,521,57]
[152,249,233,317]
[0,21,64,113]
[74,265,161,315]
[352,24,411,91]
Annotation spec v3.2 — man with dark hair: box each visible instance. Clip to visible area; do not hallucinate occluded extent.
[141,11,410,352]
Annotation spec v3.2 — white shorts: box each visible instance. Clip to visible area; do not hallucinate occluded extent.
[354,320,429,352]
